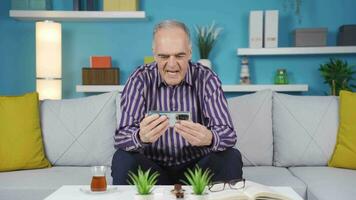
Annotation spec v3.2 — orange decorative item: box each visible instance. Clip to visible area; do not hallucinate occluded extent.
[90,56,112,68]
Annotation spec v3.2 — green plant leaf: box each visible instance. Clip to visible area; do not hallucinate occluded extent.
[181,165,214,195]
[319,58,356,95]
[195,21,222,59]
[127,166,159,195]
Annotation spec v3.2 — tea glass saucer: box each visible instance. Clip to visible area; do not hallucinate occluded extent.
[79,186,118,194]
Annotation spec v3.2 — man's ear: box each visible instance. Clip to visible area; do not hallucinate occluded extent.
[189,46,192,59]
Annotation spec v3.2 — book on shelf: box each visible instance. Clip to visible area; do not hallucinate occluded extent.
[208,181,292,200]
[249,10,263,48]
[103,0,138,11]
[119,0,139,11]
[264,10,279,48]
[103,0,120,11]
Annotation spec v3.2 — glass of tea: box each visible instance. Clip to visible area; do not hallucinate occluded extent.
[90,166,107,192]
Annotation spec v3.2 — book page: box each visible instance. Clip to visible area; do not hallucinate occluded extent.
[243,181,292,200]
[208,189,249,200]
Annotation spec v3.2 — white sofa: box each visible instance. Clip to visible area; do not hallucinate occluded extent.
[1,90,355,200]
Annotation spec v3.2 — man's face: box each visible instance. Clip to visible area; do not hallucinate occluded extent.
[153,27,192,86]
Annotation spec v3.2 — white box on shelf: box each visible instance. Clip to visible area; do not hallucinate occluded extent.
[264,10,279,48]
[249,10,263,48]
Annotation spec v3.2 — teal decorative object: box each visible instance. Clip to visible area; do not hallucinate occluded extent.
[11,0,52,10]
[29,0,52,10]
[11,0,29,10]
[274,69,289,84]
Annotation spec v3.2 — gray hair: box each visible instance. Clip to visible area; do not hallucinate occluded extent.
[153,20,191,44]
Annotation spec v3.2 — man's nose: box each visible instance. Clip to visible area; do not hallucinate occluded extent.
[167,56,176,66]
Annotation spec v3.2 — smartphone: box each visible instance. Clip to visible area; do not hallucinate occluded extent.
[148,111,191,127]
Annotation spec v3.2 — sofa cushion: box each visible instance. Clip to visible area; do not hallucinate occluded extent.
[273,92,338,167]
[289,167,356,200]
[329,91,356,169]
[0,92,51,172]
[0,166,113,200]
[41,92,118,166]
[243,166,307,199]
[228,90,273,166]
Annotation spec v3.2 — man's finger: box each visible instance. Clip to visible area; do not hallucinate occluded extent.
[146,120,169,140]
[141,114,160,126]
[178,120,202,131]
[175,126,200,146]
[146,115,168,130]
[175,123,204,138]
[150,122,169,143]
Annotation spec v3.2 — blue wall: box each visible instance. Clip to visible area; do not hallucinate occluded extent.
[1,0,356,98]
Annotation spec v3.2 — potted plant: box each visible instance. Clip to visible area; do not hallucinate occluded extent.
[319,58,356,96]
[128,167,159,200]
[181,165,214,200]
[194,21,222,69]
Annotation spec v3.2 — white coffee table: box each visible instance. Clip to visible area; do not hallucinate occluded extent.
[44,185,303,200]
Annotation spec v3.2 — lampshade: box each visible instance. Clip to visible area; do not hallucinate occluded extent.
[36,21,62,100]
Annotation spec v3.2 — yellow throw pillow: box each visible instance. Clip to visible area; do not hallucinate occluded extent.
[0,92,51,172]
[329,90,356,169]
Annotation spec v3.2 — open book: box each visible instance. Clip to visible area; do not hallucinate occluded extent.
[208,181,293,200]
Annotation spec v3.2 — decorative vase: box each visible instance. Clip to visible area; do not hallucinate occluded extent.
[134,194,154,200]
[197,59,212,69]
[274,68,289,84]
[188,194,208,200]
[240,57,251,85]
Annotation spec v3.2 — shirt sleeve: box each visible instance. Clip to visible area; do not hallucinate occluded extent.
[203,74,237,152]
[114,70,146,151]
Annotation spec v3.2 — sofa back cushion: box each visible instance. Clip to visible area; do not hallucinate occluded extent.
[228,90,273,166]
[0,92,51,172]
[40,92,118,166]
[273,92,338,167]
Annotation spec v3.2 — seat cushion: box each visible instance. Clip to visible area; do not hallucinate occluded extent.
[289,167,356,200]
[243,166,307,199]
[273,92,338,167]
[41,92,118,166]
[0,166,113,200]
[228,90,273,166]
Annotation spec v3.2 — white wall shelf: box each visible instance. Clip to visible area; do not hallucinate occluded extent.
[76,84,308,93]
[76,85,125,92]
[237,46,356,56]
[9,10,146,21]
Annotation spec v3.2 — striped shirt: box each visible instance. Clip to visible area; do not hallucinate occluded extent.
[115,61,237,166]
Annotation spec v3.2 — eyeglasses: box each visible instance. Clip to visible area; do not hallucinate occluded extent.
[208,178,245,192]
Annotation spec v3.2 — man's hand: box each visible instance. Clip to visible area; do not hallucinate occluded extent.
[174,120,213,146]
[139,114,169,143]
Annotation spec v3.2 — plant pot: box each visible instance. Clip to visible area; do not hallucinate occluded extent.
[134,193,154,200]
[197,59,212,69]
[188,193,208,200]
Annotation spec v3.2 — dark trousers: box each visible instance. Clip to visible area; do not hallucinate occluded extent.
[111,148,243,185]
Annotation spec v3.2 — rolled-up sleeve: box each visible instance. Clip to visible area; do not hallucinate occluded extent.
[203,75,237,152]
[114,71,146,151]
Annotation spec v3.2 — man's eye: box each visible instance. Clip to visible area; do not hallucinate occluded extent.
[159,55,169,59]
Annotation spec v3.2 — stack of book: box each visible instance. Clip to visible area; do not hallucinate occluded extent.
[249,10,279,48]
[11,0,52,10]
[103,0,139,11]
[73,0,98,11]
[82,56,120,85]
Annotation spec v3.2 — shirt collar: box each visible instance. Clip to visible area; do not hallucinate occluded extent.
[157,61,193,88]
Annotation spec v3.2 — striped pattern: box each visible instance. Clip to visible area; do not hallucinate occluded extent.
[115,61,237,166]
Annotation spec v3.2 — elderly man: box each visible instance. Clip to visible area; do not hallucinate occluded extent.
[111,20,243,185]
